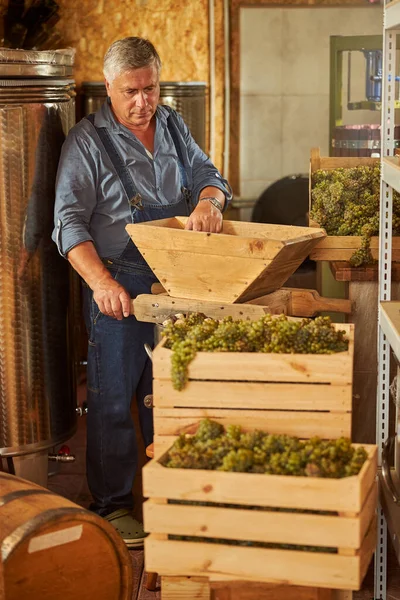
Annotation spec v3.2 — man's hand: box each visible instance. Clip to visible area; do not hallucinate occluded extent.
[185,200,223,232]
[92,275,131,320]
[67,241,131,321]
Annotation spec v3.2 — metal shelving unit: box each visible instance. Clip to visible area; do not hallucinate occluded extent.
[376,2,400,598]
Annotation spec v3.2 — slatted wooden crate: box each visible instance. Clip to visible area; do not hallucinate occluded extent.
[143,438,377,591]
[161,576,354,600]
[152,323,354,455]
[308,148,400,261]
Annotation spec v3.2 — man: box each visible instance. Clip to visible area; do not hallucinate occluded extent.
[53,36,231,546]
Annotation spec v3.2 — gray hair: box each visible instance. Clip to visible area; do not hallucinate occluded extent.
[103,37,162,83]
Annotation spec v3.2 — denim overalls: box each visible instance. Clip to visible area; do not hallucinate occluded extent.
[82,113,191,516]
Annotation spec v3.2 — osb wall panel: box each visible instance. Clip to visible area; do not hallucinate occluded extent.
[56,0,209,87]
[0,0,226,172]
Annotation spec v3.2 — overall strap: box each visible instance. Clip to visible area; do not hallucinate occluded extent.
[85,113,138,203]
[164,106,189,190]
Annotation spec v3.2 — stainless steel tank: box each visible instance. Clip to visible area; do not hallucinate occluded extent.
[0,49,77,459]
[81,81,207,152]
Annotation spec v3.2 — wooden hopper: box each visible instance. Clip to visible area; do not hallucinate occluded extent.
[126,217,326,303]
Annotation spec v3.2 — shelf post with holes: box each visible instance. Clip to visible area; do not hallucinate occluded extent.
[376,2,400,599]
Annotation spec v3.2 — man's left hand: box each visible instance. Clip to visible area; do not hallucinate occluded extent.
[185,200,223,233]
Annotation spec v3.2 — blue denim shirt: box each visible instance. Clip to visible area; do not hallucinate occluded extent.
[53,101,231,259]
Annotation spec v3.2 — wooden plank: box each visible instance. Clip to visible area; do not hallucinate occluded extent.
[153,379,352,411]
[310,147,321,175]
[237,238,325,302]
[154,435,181,456]
[153,325,354,385]
[330,262,378,283]
[143,446,377,513]
[312,249,400,263]
[145,537,362,590]
[133,286,353,321]
[219,220,323,242]
[144,489,375,548]
[318,157,379,169]
[210,581,334,600]
[309,150,379,172]
[138,250,269,303]
[153,408,352,440]
[161,576,210,600]
[310,241,400,262]
[359,482,378,544]
[131,290,290,324]
[311,236,400,250]
[359,515,377,583]
[127,219,325,256]
[330,261,400,282]
[128,224,285,259]
[379,301,400,364]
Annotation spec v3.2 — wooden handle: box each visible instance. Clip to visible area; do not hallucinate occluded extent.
[131,287,352,321]
[285,288,352,317]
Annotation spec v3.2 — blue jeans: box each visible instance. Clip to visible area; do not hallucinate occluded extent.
[82,257,157,516]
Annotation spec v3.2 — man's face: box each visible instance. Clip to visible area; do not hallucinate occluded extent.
[105,64,160,130]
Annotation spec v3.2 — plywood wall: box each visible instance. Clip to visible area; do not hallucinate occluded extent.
[0,0,373,186]
[0,0,226,171]
[56,0,211,86]
[56,0,227,169]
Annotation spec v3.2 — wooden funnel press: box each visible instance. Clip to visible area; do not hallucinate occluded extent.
[126,217,326,303]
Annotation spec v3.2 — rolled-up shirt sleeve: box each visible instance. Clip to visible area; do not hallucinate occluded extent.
[171,111,232,209]
[52,130,98,258]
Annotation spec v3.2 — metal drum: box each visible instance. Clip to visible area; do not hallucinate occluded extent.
[81,80,207,152]
[332,124,400,157]
[0,49,77,458]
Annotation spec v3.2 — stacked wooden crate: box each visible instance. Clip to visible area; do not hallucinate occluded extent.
[308,147,400,262]
[144,440,377,591]
[143,322,377,594]
[151,323,354,455]
[125,216,377,597]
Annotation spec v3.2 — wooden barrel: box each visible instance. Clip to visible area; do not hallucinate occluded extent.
[0,472,133,600]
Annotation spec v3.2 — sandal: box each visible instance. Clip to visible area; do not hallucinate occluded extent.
[104,508,147,547]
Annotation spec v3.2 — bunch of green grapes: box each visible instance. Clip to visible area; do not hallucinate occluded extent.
[310,164,397,266]
[162,313,349,390]
[162,419,368,479]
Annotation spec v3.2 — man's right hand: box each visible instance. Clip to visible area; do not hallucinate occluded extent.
[92,276,131,320]
[67,241,131,320]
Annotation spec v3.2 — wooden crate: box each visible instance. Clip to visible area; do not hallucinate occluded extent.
[126,218,325,303]
[308,148,400,261]
[161,576,353,599]
[152,323,354,455]
[143,441,377,591]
